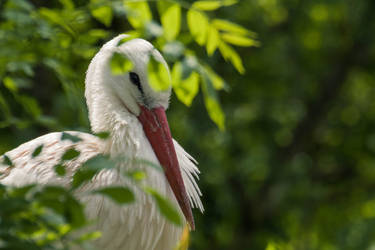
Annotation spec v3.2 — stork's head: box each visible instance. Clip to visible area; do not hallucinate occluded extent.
[85,34,194,229]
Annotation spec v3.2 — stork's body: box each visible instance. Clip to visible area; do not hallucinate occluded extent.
[0,35,203,250]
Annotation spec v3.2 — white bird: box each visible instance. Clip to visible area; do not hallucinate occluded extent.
[0,34,203,250]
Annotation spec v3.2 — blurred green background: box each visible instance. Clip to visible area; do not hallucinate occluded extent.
[2,0,375,249]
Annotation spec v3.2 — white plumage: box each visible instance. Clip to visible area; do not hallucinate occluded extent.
[0,34,203,250]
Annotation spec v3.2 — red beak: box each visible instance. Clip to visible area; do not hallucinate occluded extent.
[137,105,195,230]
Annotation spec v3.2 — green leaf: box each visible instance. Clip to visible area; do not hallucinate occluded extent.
[54,164,66,176]
[172,62,200,106]
[204,65,226,90]
[76,231,102,243]
[110,52,134,75]
[158,3,181,41]
[32,145,43,158]
[59,0,75,10]
[3,155,13,167]
[94,186,135,204]
[222,0,238,6]
[193,0,237,10]
[193,1,222,11]
[187,10,209,46]
[72,155,115,189]
[201,73,225,130]
[206,25,220,56]
[126,170,146,181]
[65,195,86,227]
[16,95,41,118]
[61,132,82,143]
[3,77,18,92]
[148,53,171,91]
[117,35,137,46]
[9,184,36,197]
[39,8,75,35]
[145,187,182,226]
[72,169,96,189]
[221,33,259,47]
[212,19,255,36]
[91,5,113,27]
[94,131,110,139]
[83,155,115,171]
[131,158,163,172]
[218,41,245,74]
[62,148,80,161]
[124,1,152,28]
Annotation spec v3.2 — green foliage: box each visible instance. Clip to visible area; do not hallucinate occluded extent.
[94,186,135,204]
[0,184,90,249]
[31,144,43,158]
[144,187,183,227]
[71,155,115,189]
[147,53,172,91]
[157,2,181,41]
[61,133,82,143]
[110,52,134,75]
[61,148,80,161]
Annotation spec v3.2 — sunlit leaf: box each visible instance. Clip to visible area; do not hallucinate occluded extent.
[91,4,113,27]
[76,231,102,243]
[32,144,43,158]
[59,0,75,10]
[222,0,238,6]
[126,170,146,181]
[144,187,182,226]
[117,35,136,46]
[202,73,225,130]
[124,1,152,28]
[62,148,80,161]
[206,25,220,55]
[3,77,18,92]
[110,52,134,75]
[94,186,135,204]
[172,62,200,106]
[221,33,259,47]
[193,1,222,11]
[158,3,181,41]
[187,10,209,45]
[218,41,245,74]
[148,53,171,91]
[204,65,226,90]
[212,19,255,35]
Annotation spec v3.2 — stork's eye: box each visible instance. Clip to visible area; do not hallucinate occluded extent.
[129,72,143,94]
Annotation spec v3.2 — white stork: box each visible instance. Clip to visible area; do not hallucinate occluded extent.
[0,34,203,250]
